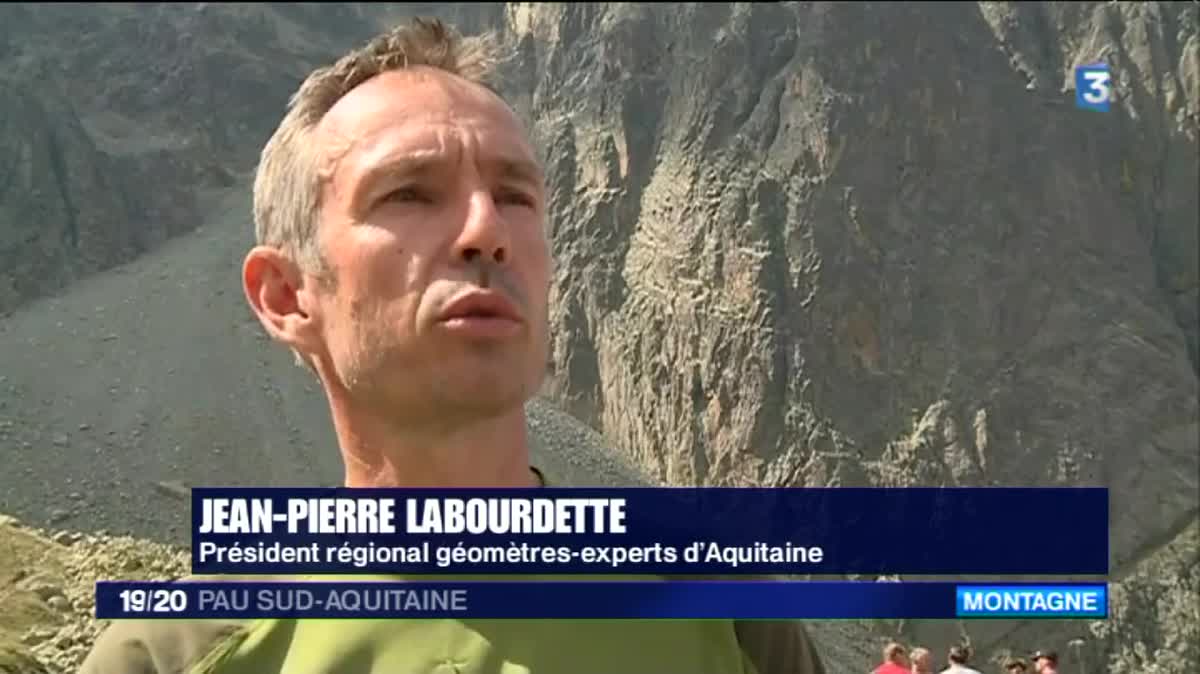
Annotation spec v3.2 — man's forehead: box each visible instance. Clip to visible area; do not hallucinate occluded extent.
[316,68,537,168]
[353,121,540,175]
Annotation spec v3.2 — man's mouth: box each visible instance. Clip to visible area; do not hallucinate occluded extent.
[437,290,524,338]
[451,306,504,319]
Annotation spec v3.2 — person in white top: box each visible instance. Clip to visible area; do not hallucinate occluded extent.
[938,645,982,674]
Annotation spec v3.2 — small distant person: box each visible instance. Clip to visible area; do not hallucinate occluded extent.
[1004,657,1029,673]
[909,646,933,673]
[1031,650,1059,674]
[874,642,911,674]
[938,645,982,674]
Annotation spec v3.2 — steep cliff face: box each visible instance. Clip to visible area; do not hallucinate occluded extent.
[0,3,401,314]
[0,2,523,316]
[510,0,1198,560]
[502,1,1198,666]
[0,78,135,311]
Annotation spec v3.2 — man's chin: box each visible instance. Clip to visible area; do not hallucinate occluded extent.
[424,387,529,424]
[429,362,536,413]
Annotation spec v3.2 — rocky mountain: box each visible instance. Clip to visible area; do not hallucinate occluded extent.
[0,2,1196,672]
[509,2,1199,668]
[0,2,508,313]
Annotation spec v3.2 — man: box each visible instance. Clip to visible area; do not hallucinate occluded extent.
[1030,650,1059,674]
[909,646,933,673]
[874,642,911,674]
[80,17,826,674]
[937,645,982,674]
[1004,657,1030,673]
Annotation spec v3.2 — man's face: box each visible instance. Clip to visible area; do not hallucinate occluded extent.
[307,68,550,423]
[911,652,929,670]
[1033,658,1053,672]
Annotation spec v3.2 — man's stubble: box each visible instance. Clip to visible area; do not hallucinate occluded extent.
[334,263,548,426]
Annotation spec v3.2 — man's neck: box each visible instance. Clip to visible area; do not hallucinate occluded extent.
[328,397,539,488]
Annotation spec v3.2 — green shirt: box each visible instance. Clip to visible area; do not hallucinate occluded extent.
[81,603,826,674]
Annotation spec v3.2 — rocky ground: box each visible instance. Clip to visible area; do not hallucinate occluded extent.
[0,515,188,674]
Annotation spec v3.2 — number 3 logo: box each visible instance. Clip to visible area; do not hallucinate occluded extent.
[1082,71,1111,104]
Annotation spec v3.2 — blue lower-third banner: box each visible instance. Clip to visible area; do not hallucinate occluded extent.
[95,580,1108,620]
[191,487,1109,575]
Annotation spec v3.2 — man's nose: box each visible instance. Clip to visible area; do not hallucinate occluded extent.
[453,189,511,265]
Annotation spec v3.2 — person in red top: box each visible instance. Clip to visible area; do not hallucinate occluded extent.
[1031,650,1059,674]
[874,642,911,674]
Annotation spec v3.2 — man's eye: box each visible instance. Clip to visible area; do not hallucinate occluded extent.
[382,187,430,204]
[496,190,535,208]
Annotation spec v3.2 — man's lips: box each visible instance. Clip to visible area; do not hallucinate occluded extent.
[437,290,524,328]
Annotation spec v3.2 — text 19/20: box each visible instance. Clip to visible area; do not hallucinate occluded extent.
[117,588,188,614]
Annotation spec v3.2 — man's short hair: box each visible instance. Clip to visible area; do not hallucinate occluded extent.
[948,644,971,664]
[251,17,506,370]
[883,641,906,660]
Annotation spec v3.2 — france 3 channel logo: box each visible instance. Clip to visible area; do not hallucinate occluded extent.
[1075,62,1112,112]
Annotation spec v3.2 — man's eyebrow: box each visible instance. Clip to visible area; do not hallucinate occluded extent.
[361,152,442,184]
[491,156,545,186]
[361,153,543,183]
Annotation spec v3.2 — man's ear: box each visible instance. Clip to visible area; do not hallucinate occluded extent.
[242,246,322,354]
